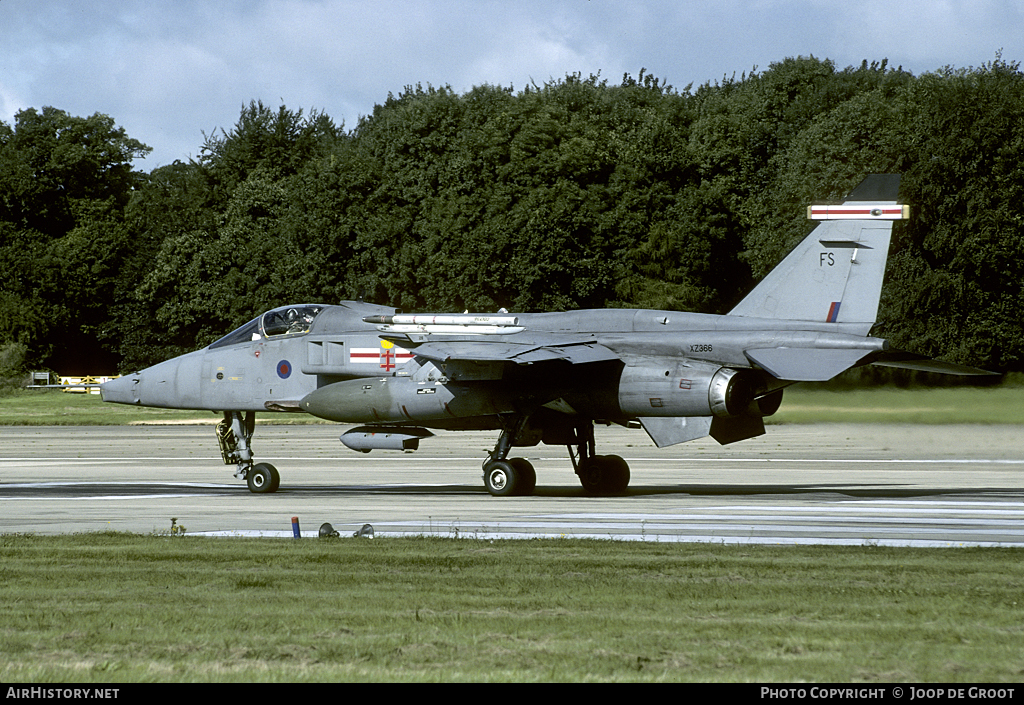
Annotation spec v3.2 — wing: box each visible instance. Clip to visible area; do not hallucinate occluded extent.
[383,334,621,366]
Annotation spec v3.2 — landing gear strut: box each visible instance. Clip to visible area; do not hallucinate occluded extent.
[482,417,536,496]
[481,417,631,496]
[217,411,280,493]
[568,421,630,495]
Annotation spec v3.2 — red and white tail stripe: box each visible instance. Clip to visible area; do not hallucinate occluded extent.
[807,204,909,220]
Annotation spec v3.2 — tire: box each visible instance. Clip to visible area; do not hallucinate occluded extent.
[578,455,630,495]
[483,460,518,496]
[247,462,280,494]
[601,455,630,493]
[577,456,604,493]
[508,458,536,496]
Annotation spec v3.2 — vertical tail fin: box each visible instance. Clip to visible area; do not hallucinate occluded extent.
[728,175,905,334]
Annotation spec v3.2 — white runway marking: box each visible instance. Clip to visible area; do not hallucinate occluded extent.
[4,424,1024,545]
[184,498,1024,547]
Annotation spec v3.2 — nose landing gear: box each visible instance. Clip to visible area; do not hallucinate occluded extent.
[217,411,280,493]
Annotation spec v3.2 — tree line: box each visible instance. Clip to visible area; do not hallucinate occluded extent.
[2,56,1022,378]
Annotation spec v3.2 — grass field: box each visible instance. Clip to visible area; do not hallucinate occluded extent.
[0,389,307,426]
[1,534,1022,682]
[774,384,1024,425]
[2,383,1021,426]
[3,384,1022,682]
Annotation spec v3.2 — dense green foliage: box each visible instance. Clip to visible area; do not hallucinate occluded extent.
[0,108,150,373]
[2,57,1023,375]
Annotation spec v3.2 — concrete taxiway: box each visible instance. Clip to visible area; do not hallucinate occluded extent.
[2,423,1023,546]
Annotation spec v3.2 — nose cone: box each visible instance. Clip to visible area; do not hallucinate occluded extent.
[101,351,204,409]
[100,374,140,405]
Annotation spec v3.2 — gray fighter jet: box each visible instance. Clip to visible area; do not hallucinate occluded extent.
[100,175,992,495]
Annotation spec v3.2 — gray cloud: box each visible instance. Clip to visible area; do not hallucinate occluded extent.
[2,0,1019,168]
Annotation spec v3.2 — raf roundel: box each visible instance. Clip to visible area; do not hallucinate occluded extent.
[277,360,292,379]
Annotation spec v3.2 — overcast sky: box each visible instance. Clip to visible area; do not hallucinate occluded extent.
[3,0,1021,169]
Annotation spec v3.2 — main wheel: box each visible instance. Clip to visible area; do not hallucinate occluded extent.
[600,455,630,493]
[483,460,518,496]
[247,462,280,494]
[577,455,630,495]
[508,458,536,496]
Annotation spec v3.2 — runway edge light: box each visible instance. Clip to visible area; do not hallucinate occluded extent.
[319,522,340,538]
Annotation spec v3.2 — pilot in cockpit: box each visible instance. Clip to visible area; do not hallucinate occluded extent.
[286,308,317,333]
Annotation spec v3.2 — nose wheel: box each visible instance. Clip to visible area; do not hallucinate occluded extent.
[219,412,282,493]
[246,462,281,493]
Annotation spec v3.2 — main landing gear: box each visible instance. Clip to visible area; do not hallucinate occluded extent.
[217,411,280,494]
[482,416,537,496]
[568,421,630,495]
[481,418,630,497]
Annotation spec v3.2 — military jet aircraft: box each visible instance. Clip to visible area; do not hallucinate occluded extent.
[100,174,992,495]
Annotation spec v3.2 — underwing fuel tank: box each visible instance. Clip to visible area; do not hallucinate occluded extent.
[299,377,515,424]
[339,426,434,452]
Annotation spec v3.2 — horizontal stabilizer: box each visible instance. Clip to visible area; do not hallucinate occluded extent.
[745,347,870,381]
[868,350,998,376]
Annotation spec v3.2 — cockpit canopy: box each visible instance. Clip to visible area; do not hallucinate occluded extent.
[209,304,326,349]
[261,305,323,337]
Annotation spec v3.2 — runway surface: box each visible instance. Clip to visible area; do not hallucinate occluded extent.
[2,423,1023,546]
